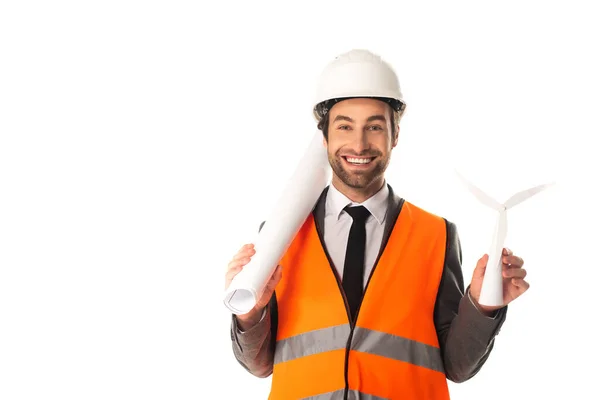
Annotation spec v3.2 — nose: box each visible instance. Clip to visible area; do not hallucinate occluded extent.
[350,131,369,154]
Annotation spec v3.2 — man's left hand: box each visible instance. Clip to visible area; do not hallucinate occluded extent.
[469,248,529,315]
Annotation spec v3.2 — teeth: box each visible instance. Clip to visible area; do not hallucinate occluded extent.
[347,157,372,164]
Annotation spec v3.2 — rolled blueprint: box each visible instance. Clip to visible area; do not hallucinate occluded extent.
[223,130,332,315]
[455,170,554,306]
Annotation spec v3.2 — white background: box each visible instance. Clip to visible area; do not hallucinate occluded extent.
[1,1,598,399]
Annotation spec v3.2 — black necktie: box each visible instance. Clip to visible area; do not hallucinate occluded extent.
[342,205,371,322]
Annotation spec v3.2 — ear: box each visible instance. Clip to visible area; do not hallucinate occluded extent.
[392,125,399,148]
[322,137,327,147]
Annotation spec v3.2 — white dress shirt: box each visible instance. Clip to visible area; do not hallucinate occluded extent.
[324,182,389,288]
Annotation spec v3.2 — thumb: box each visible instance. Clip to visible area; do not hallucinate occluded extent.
[261,265,282,291]
[472,254,489,280]
[267,264,283,289]
[256,265,283,308]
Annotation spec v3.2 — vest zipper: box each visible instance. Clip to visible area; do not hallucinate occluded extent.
[322,250,353,400]
[334,276,354,400]
[342,254,380,400]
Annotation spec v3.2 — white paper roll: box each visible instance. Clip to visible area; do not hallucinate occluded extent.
[223,130,332,315]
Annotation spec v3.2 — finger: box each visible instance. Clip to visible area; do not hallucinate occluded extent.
[256,266,283,307]
[231,251,254,264]
[239,243,254,252]
[502,255,524,267]
[272,264,283,282]
[472,254,489,279]
[511,278,530,291]
[503,267,527,279]
[232,247,256,262]
[266,265,283,289]
[228,257,251,270]
[502,247,513,256]
[233,244,254,258]
[225,264,243,283]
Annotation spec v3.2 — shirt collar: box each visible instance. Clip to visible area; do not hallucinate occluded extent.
[325,181,389,225]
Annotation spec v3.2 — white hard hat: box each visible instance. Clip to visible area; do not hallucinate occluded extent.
[313,49,406,121]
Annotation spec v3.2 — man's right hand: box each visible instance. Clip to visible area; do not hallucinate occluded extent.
[225,243,283,331]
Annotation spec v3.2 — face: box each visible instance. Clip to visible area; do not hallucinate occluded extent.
[324,98,398,192]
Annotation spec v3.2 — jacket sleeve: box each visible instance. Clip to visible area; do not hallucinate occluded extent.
[230,295,276,378]
[433,219,508,383]
[229,220,277,378]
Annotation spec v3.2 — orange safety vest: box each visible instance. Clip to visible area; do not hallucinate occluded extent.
[269,201,451,399]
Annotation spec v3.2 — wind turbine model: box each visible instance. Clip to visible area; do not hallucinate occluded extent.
[455,170,554,307]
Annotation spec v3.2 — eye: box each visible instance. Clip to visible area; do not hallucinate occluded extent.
[367,125,383,131]
[337,125,351,130]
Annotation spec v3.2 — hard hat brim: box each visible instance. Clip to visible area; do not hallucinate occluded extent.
[313,96,406,121]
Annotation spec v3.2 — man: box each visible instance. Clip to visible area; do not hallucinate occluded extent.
[225,49,529,399]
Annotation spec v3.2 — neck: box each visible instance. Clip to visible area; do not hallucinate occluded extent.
[331,176,385,203]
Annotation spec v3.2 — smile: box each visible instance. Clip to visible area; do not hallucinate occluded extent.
[343,156,375,165]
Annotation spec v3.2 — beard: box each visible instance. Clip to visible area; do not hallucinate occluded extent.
[328,148,390,189]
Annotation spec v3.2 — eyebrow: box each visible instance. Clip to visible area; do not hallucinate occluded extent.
[333,115,354,123]
[366,115,386,123]
[332,114,387,123]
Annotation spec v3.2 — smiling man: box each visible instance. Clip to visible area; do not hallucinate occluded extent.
[225,49,530,399]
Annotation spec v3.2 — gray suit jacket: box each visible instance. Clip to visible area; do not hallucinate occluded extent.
[230,184,507,383]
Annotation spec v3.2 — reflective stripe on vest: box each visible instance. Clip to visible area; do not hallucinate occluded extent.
[269,201,451,400]
[274,324,444,373]
[303,389,388,400]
